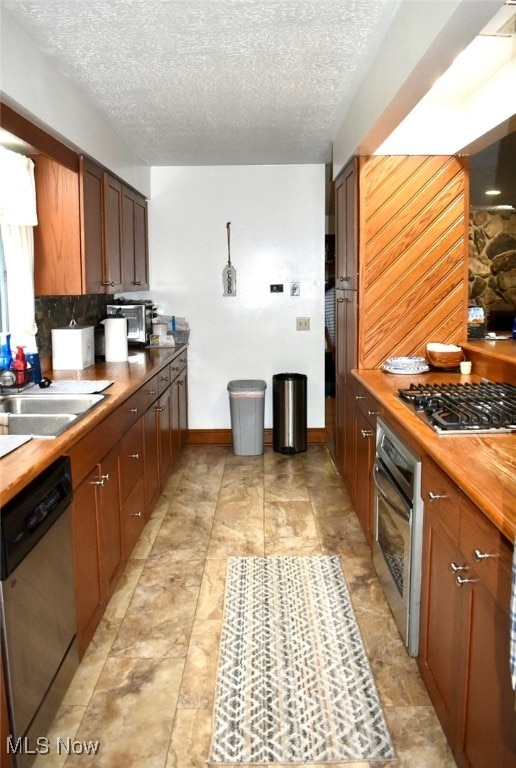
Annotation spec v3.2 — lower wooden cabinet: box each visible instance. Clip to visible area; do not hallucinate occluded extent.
[343,381,382,547]
[119,419,146,556]
[70,349,188,657]
[418,457,516,768]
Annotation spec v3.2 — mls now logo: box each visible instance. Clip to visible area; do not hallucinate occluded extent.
[7,736,101,756]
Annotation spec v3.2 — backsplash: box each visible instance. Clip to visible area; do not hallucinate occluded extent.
[35,294,113,357]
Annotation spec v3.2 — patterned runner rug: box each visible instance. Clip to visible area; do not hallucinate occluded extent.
[208,555,395,765]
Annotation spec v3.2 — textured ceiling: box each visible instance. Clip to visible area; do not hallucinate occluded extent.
[1,0,399,165]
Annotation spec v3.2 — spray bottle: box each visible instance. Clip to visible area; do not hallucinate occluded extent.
[12,346,28,387]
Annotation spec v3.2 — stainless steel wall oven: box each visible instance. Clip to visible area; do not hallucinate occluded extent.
[372,418,423,656]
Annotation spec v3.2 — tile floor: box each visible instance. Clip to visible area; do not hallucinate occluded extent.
[36,445,457,768]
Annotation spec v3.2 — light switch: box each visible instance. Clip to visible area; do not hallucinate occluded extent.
[290,282,300,296]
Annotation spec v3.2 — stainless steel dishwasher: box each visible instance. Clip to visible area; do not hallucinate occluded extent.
[0,456,79,768]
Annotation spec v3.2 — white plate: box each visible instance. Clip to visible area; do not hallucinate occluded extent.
[382,364,430,375]
[384,356,427,368]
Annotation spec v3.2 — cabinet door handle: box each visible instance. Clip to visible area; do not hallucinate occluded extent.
[160,375,169,382]
[450,562,468,573]
[360,429,374,438]
[473,549,499,562]
[102,280,115,287]
[179,380,184,386]
[367,410,381,416]
[428,491,448,501]
[455,574,479,587]
[355,395,366,400]
[90,473,109,487]
[154,405,166,412]
[145,389,156,396]
[337,297,344,303]
[131,511,143,517]
[129,407,139,413]
[133,281,142,286]
[128,453,139,460]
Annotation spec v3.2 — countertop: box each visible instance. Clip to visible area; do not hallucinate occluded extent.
[353,369,516,543]
[461,338,516,366]
[0,346,186,507]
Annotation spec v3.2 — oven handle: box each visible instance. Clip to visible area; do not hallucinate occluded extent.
[373,463,410,522]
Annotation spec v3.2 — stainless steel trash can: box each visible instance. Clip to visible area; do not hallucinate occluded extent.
[227,380,267,455]
[272,373,307,454]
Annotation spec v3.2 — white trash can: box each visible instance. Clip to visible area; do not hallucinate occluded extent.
[227,379,267,455]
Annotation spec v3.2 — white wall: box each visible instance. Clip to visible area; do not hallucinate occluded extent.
[149,165,326,431]
[0,8,150,196]
[332,0,502,177]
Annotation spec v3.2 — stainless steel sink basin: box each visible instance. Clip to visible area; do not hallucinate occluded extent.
[7,413,78,437]
[0,393,105,415]
[0,393,105,437]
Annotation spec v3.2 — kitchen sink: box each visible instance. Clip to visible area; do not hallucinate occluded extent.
[0,393,105,438]
[7,413,78,437]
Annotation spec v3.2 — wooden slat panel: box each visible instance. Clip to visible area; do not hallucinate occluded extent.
[358,155,468,370]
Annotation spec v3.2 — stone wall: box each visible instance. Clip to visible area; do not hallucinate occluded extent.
[469,210,516,322]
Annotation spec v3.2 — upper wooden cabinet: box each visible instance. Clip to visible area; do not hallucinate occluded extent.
[33,154,148,296]
[122,185,149,291]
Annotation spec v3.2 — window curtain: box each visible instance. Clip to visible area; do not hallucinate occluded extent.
[0,146,38,350]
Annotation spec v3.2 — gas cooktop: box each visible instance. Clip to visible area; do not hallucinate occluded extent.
[398,382,516,435]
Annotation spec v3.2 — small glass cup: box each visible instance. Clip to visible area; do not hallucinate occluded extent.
[460,360,472,375]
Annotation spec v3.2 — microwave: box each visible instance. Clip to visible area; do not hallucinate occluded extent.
[106,302,156,344]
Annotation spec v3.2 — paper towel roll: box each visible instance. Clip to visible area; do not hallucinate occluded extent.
[102,318,128,362]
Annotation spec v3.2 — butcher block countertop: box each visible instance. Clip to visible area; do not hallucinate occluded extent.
[0,346,186,508]
[353,369,516,543]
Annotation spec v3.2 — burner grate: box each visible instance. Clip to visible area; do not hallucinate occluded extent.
[398,382,516,433]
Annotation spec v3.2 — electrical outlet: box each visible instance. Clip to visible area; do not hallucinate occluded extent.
[296,317,310,331]
[290,282,300,296]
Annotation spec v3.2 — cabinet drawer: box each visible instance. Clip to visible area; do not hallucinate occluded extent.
[118,389,142,434]
[122,475,146,558]
[119,418,145,502]
[140,372,160,410]
[157,364,172,396]
[422,457,460,544]
[460,496,513,608]
[354,386,382,424]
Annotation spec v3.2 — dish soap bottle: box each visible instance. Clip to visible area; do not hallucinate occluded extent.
[13,346,28,386]
[0,333,13,371]
[512,317,516,340]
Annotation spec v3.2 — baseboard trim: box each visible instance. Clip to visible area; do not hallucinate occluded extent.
[186,428,327,446]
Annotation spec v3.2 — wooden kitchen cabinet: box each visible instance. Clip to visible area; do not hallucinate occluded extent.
[69,350,188,656]
[71,465,105,657]
[351,383,381,546]
[333,155,468,503]
[72,446,124,656]
[418,457,516,768]
[32,153,143,295]
[334,158,358,487]
[121,185,149,291]
[119,418,146,556]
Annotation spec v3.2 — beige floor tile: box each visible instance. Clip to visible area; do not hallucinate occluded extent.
[63,657,183,768]
[178,619,221,708]
[33,705,87,768]
[165,708,213,768]
[207,517,265,557]
[40,444,456,768]
[196,558,227,620]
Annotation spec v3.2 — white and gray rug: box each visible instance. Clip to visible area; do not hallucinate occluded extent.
[208,555,395,765]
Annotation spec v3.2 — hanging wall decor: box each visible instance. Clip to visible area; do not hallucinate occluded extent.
[222,221,237,297]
